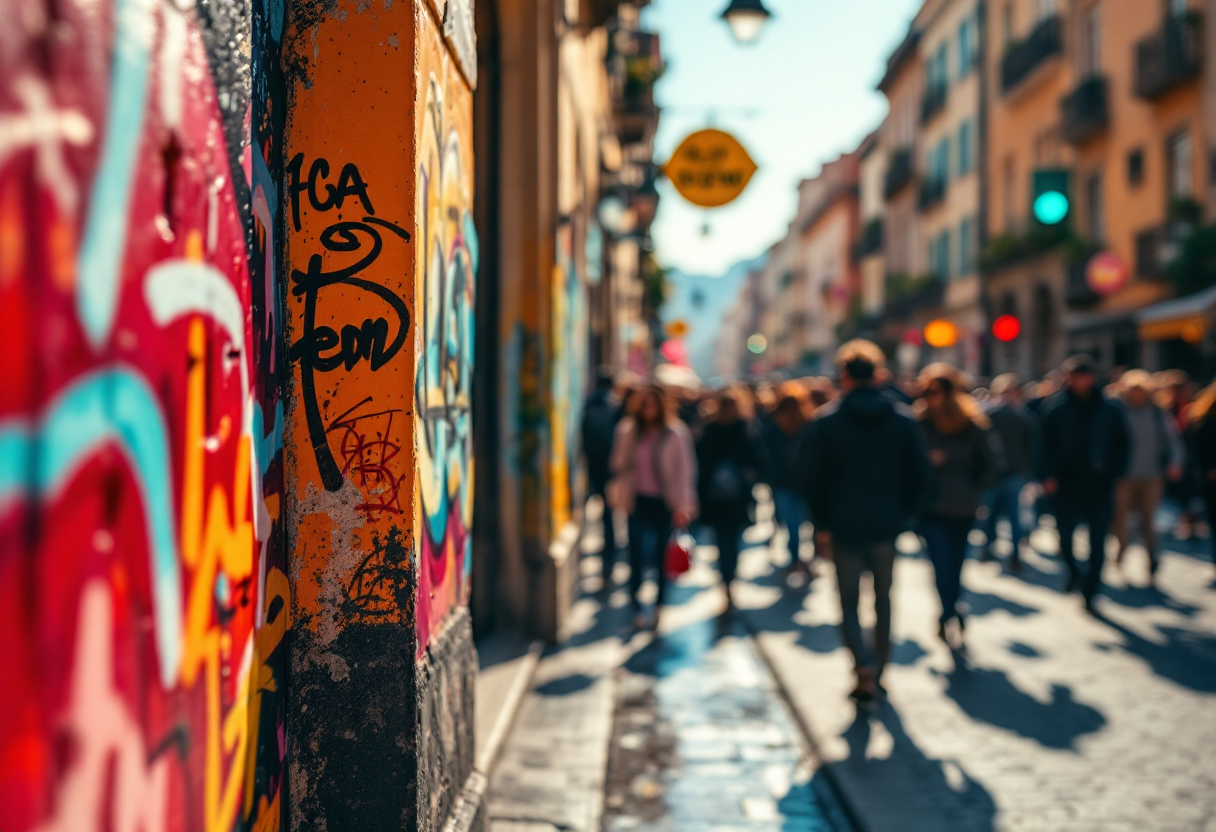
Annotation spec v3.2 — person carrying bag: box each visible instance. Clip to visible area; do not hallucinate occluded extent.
[607,384,698,631]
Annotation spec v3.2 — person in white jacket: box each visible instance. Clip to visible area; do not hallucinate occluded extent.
[1114,370,1183,582]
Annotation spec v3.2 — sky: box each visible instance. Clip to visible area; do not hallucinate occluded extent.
[642,0,922,276]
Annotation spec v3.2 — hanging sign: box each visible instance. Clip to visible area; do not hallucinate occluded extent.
[663,129,758,208]
[1086,252,1130,297]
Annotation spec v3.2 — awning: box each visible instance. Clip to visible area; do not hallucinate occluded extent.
[1135,285,1216,342]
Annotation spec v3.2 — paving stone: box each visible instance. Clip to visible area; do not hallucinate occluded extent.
[737,499,1216,832]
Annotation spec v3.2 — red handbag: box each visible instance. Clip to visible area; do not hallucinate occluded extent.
[665,530,695,578]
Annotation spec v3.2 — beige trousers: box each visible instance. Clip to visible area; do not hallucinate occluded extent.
[1114,477,1163,563]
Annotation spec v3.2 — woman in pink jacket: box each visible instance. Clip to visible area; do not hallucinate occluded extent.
[608,384,699,631]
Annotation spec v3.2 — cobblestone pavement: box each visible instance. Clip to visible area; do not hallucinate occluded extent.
[489,498,1216,832]
[737,500,1216,832]
[487,506,851,832]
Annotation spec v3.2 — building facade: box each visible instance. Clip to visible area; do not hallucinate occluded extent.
[0,0,648,829]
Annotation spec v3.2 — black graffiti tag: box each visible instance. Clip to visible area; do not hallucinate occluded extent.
[291,215,411,492]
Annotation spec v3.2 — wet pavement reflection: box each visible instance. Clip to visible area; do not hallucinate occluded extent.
[602,616,845,832]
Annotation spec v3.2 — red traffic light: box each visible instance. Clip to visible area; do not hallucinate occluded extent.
[992,315,1021,342]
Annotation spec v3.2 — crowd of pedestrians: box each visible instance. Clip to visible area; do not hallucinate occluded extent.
[582,340,1216,704]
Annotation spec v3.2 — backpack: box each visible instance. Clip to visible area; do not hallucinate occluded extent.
[707,459,746,503]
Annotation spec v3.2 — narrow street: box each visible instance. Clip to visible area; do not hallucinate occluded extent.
[487,498,1216,832]
[486,502,853,832]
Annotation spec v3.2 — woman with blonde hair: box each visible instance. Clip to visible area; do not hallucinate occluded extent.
[761,386,815,584]
[915,363,999,647]
[608,384,699,630]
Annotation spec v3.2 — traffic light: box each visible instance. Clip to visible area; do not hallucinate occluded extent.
[992,314,1021,342]
[1032,169,1071,226]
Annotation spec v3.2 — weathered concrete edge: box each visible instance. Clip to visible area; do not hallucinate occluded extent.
[477,639,546,773]
[738,615,870,832]
[442,639,545,832]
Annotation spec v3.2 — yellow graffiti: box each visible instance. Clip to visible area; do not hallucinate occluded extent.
[179,317,256,832]
[243,566,289,819]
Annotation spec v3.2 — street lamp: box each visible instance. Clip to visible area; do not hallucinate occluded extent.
[720,0,772,44]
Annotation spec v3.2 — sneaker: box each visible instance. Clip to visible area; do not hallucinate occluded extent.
[849,668,879,705]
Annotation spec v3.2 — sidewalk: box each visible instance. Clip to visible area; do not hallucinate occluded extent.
[736,516,1216,832]
[486,529,851,832]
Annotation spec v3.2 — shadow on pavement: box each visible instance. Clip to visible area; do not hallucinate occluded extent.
[533,673,598,697]
[934,661,1105,750]
[963,588,1041,619]
[1101,580,1200,618]
[1100,618,1216,694]
[835,705,997,832]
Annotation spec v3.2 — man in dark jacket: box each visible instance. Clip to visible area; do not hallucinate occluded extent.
[581,367,622,575]
[983,373,1036,568]
[1039,355,1131,613]
[802,340,932,703]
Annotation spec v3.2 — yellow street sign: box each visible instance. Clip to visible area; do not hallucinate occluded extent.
[663,129,758,208]
[665,319,691,339]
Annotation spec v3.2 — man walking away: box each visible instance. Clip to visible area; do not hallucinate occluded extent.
[803,340,932,704]
[1039,355,1131,614]
[1113,370,1182,583]
[582,367,622,579]
[984,374,1036,569]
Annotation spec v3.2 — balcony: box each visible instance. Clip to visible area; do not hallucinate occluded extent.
[1060,76,1109,145]
[884,148,914,199]
[918,177,946,211]
[1135,13,1204,100]
[921,83,948,124]
[1001,16,1062,95]
[1135,221,1194,279]
[883,274,946,319]
[856,218,883,258]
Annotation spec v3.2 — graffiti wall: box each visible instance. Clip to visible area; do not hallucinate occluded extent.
[415,29,476,652]
[0,2,288,832]
[549,226,588,537]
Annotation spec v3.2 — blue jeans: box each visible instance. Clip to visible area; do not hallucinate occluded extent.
[772,487,807,563]
[920,514,974,625]
[985,474,1027,549]
[1056,494,1113,601]
[628,496,671,610]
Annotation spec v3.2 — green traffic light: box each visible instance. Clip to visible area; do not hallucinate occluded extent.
[1033,190,1070,225]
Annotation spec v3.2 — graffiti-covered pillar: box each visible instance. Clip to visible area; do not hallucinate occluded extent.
[282,0,478,828]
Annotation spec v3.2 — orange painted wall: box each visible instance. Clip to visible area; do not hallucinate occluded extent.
[986,0,1075,238]
[1072,0,1205,273]
[285,0,419,647]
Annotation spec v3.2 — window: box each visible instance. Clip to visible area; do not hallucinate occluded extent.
[927,43,949,95]
[935,137,950,184]
[958,17,977,76]
[1169,0,1188,18]
[1086,172,1105,243]
[1082,5,1101,77]
[959,216,975,275]
[958,120,974,176]
[1037,0,1057,21]
[1168,129,1193,199]
[1128,148,1145,186]
[929,230,952,280]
